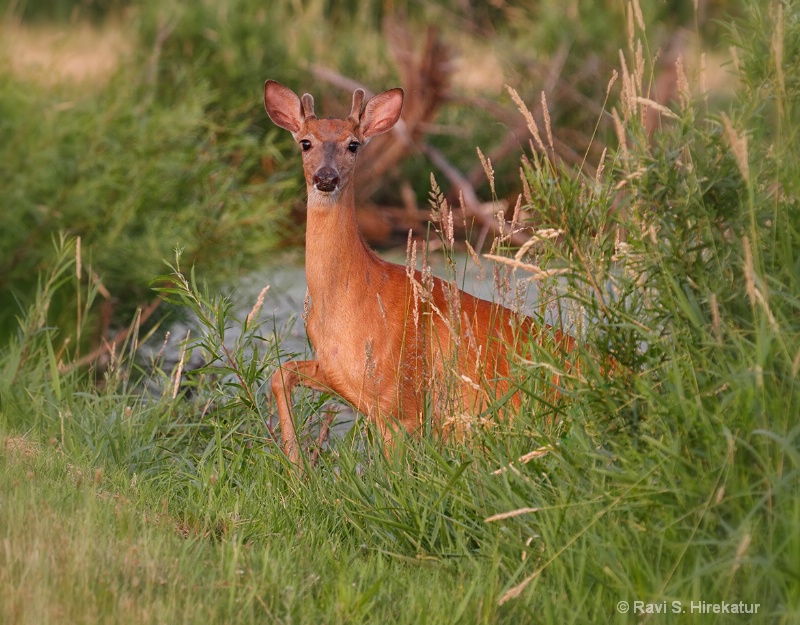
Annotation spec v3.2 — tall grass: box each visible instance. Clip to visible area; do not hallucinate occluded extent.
[1,0,798,623]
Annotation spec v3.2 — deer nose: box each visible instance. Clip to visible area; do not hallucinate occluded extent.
[313,167,340,192]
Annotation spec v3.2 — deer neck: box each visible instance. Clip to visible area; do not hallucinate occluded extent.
[304,185,377,301]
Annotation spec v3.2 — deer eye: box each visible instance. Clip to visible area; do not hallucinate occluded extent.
[347,141,360,153]
[300,140,312,151]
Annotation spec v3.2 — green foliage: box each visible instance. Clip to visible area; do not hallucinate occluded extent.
[0,5,296,341]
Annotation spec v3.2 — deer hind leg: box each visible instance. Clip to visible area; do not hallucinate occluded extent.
[270,359,331,469]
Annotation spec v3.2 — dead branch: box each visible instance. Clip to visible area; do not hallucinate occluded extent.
[306,64,368,96]
[358,20,451,197]
[61,297,162,373]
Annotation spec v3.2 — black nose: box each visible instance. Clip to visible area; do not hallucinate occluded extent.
[313,167,340,192]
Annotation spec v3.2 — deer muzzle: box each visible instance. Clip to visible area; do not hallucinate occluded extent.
[313,167,340,193]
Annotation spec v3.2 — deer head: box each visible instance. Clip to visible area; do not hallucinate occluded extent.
[264,80,404,203]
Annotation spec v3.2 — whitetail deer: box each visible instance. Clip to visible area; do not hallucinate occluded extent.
[264,80,575,469]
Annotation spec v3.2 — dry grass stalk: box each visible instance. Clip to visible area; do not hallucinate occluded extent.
[519,166,532,204]
[376,292,388,326]
[492,446,553,475]
[246,285,270,326]
[595,147,608,185]
[516,231,555,261]
[741,235,779,332]
[405,230,421,330]
[446,200,455,250]
[541,91,554,152]
[506,85,546,154]
[465,240,484,279]
[721,113,750,183]
[772,2,785,101]
[676,54,691,111]
[626,4,635,57]
[171,329,190,400]
[755,289,779,332]
[510,194,522,230]
[700,52,709,104]
[484,507,540,523]
[618,51,635,121]
[732,533,751,574]
[636,96,679,120]
[635,41,645,109]
[710,292,722,343]
[484,254,570,280]
[476,146,496,197]
[458,374,482,393]
[458,311,483,380]
[155,330,171,363]
[515,228,564,261]
[631,0,645,31]
[75,236,82,281]
[611,108,629,161]
[428,172,446,222]
[75,236,83,355]
[635,36,646,81]
[606,69,619,97]
[128,306,142,360]
[518,445,552,463]
[499,570,539,604]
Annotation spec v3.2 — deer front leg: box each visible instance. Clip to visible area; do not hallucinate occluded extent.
[270,359,331,470]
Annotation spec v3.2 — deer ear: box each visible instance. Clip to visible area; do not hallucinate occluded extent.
[264,80,304,134]
[359,88,404,138]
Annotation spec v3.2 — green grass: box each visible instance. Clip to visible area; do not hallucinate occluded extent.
[2,0,799,623]
[1,433,516,624]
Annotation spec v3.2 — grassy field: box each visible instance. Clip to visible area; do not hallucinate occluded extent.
[2,1,799,623]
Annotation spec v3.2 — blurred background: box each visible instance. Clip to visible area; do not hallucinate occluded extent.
[0,0,742,347]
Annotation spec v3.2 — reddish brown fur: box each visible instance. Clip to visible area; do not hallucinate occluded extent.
[264,80,574,469]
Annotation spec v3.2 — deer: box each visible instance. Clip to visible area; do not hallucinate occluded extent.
[263,79,576,470]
